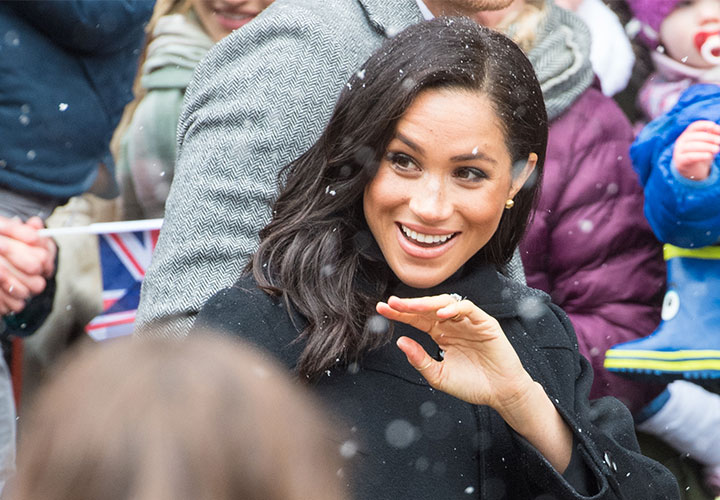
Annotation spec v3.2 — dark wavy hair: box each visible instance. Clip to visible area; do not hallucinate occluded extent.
[252,17,548,379]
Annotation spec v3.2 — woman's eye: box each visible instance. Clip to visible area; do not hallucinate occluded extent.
[454,167,487,182]
[386,152,418,172]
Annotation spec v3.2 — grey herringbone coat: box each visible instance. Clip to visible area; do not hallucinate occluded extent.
[135,0,525,337]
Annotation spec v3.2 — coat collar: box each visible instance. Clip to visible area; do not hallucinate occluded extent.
[357,230,546,319]
[390,263,549,319]
[356,0,424,37]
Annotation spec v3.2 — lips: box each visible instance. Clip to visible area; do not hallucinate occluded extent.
[214,11,257,31]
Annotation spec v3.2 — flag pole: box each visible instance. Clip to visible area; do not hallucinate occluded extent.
[38,219,163,237]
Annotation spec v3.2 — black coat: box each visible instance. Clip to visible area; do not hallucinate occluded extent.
[196,264,679,500]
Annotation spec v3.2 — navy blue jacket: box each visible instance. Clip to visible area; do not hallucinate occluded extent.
[0,1,154,199]
[631,84,720,248]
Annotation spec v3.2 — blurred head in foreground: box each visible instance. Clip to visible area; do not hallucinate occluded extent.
[11,334,348,500]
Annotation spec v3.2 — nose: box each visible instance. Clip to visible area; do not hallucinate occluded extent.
[408,176,454,223]
[698,0,720,22]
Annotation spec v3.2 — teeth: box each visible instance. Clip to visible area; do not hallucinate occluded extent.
[401,224,454,244]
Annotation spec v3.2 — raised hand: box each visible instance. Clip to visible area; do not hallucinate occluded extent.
[673,120,720,181]
[376,294,536,411]
[0,216,57,315]
[377,293,573,472]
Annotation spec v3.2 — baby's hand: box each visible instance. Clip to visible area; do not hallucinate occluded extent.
[673,120,720,181]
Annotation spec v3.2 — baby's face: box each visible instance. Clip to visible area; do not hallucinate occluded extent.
[660,0,720,69]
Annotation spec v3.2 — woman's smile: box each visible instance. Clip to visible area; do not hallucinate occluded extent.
[396,222,459,258]
[192,0,274,42]
[214,11,257,31]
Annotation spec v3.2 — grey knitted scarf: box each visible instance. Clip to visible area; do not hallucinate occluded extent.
[511,3,595,122]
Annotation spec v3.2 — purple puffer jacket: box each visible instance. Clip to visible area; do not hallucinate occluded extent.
[520,83,667,414]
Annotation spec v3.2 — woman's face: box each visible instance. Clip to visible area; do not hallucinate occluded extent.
[660,0,720,69]
[192,0,274,42]
[363,88,535,289]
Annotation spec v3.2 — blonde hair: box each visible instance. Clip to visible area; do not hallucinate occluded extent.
[11,334,349,500]
[110,0,193,159]
[495,0,548,52]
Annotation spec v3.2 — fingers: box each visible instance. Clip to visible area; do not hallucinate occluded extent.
[378,294,493,327]
[684,120,720,136]
[676,121,720,154]
[378,295,503,349]
[396,336,441,384]
[0,236,49,276]
[376,300,419,325]
[0,257,45,299]
[386,294,461,313]
[674,121,720,181]
[0,296,27,316]
[378,294,476,333]
[23,217,57,269]
[432,297,498,332]
[0,216,55,278]
[673,130,720,180]
[436,299,478,322]
[24,216,45,231]
[38,238,57,278]
[376,297,447,333]
[676,138,720,155]
[0,272,29,315]
[675,138,720,162]
[676,151,717,162]
[0,225,54,278]
[0,216,40,245]
[0,217,54,308]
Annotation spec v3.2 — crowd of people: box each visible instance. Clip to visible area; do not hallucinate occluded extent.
[1,0,719,498]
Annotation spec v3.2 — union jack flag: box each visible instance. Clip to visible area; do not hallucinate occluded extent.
[85,228,160,341]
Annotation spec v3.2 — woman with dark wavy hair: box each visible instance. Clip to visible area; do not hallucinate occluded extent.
[196,17,678,500]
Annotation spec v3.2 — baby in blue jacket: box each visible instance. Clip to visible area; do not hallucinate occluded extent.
[606,84,720,377]
[605,85,720,495]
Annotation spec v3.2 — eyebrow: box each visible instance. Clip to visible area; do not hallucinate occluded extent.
[395,133,497,164]
[450,152,497,164]
[396,133,425,154]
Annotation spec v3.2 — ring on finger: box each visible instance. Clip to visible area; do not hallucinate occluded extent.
[418,361,433,371]
[448,293,463,321]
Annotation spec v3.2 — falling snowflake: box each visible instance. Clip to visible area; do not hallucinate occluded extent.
[385,419,417,449]
[339,440,358,459]
[366,314,389,335]
[578,219,593,233]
